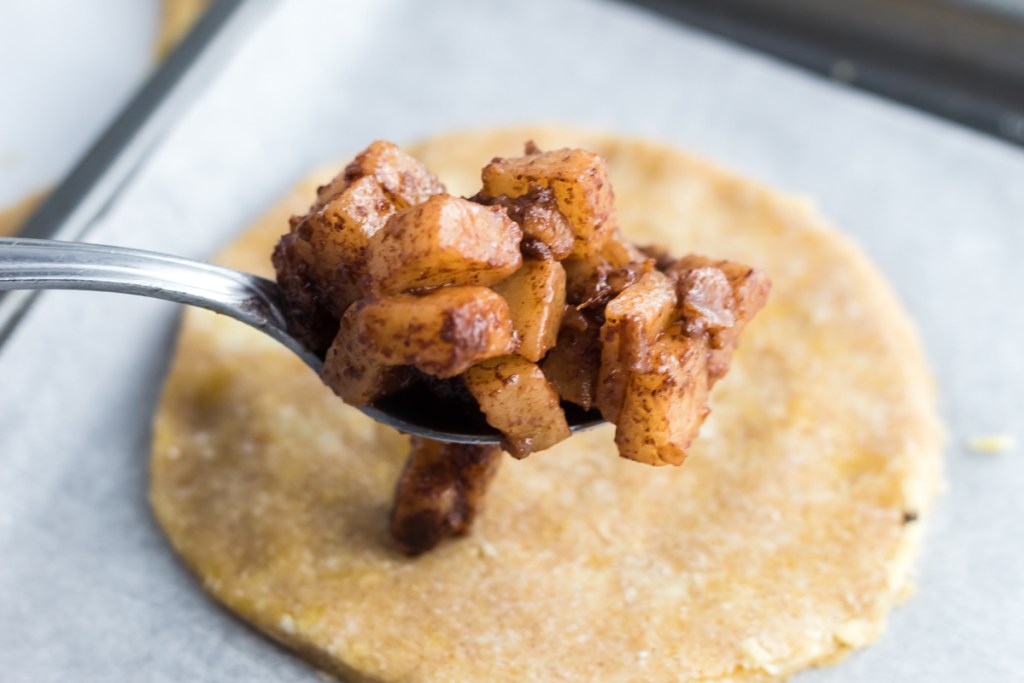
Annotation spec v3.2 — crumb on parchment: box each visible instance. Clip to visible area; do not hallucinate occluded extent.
[967,434,1016,454]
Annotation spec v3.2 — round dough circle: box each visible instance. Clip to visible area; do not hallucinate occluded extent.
[150,127,942,682]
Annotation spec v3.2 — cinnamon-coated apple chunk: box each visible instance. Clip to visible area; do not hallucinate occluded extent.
[296,175,396,316]
[354,287,516,378]
[491,260,566,363]
[366,194,522,293]
[595,269,677,421]
[667,254,771,382]
[389,439,502,556]
[480,148,615,257]
[302,176,395,267]
[463,356,570,458]
[321,309,409,406]
[316,139,445,209]
[274,141,445,348]
[615,330,711,466]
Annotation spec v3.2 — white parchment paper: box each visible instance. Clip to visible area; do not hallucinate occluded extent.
[1,0,1022,680]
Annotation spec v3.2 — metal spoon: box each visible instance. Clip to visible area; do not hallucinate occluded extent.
[0,236,605,444]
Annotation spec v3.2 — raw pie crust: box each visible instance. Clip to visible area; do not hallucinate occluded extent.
[150,127,942,682]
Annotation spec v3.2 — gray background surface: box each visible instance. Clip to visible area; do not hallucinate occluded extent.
[1,0,1022,680]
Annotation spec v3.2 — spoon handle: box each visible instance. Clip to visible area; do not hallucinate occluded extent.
[0,236,321,372]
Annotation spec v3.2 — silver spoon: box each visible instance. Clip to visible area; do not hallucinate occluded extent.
[0,236,605,444]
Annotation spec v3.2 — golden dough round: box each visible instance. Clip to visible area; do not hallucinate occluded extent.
[150,127,943,682]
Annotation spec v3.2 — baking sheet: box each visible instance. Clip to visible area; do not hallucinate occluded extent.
[1,0,1022,680]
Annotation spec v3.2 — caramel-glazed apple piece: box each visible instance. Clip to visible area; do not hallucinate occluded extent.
[491,260,566,362]
[316,140,445,209]
[595,269,677,422]
[367,194,523,293]
[464,356,571,458]
[355,287,516,378]
[321,308,409,405]
[390,438,502,556]
[615,330,711,466]
[480,148,615,257]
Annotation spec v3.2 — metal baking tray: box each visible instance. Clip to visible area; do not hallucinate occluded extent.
[1,0,1022,680]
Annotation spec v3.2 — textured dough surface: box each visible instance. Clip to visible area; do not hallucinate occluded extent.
[150,127,943,682]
